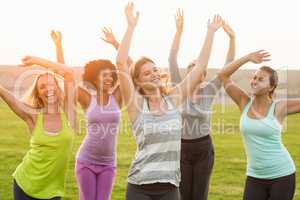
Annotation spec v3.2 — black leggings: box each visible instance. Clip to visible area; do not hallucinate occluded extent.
[180,135,215,200]
[13,180,61,200]
[126,183,180,200]
[243,173,296,200]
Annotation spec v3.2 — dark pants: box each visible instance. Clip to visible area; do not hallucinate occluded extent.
[13,180,61,200]
[126,183,180,200]
[180,135,214,200]
[243,173,296,200]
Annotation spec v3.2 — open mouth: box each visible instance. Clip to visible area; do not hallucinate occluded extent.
[152,77,160,82]
[46,91,56,102]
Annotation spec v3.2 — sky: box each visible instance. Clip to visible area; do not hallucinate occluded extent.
[0,0,300,69]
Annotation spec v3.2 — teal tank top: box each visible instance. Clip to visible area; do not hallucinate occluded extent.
[240,98,295,179]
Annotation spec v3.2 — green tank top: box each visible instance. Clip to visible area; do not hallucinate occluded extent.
[13,112,74,199]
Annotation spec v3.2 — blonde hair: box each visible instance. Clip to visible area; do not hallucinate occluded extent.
[22,72,64,109]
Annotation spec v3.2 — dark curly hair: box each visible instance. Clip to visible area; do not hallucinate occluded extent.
[82,59,117,90]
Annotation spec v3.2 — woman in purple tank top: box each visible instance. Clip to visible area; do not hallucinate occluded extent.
[28,31,125,200]
[74,60,122,200]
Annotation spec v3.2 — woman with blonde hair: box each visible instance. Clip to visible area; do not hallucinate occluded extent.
[0,58,76,199]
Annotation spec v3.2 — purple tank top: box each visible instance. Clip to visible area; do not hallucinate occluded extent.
[76,95,121,166]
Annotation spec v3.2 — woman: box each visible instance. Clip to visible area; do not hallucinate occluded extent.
[168,9,236,200]
[116,3,222,200]
[48,29,125,200]
[217,50,296,200]
[0,58,76,199]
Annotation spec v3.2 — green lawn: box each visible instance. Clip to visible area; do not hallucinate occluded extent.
[0,103,299,200]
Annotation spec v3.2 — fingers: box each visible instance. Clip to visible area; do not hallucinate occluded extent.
[126,1,134,14]
[262,58,271,62]
[102,27,112,34]
[176,8,184,18]
[51,30,55,36]
[102,27,109,35]
[51,30,62,41]
[21,56,32,66]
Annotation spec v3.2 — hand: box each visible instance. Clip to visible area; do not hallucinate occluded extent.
[51,30,62,45]
[222,21,235,38]
[125,2,139,28]
[248,50,271,64]
[101,27,118,45]
[175,9,184,33]
[207,15,223,32]
[21,56,40,67]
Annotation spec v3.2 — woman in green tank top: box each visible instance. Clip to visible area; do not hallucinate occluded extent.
[218,50,298,200]
[0,55,77,199]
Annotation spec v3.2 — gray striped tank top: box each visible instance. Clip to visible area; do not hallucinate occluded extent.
[127,96,182,186]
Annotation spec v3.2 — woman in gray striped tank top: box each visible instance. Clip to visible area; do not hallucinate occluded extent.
[116,3,223,200]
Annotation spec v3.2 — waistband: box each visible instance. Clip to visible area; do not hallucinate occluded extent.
[181,135,211,143]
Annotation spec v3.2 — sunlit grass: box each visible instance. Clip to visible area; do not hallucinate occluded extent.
[0,102,299,200]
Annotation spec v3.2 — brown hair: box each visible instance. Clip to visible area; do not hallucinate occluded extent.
[259,66,278,98]
[131,57,169,95]
[22,72,64,109]
[82,59,117,90]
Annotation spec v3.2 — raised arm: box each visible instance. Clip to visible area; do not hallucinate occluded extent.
[22,56,72,78]
[222,22,236,65]
[0,85,34,132]
[217,50,271,111]
[170,15,222,105]
[116,2,141,121]
[101,27,133,66]
[21,56,90,111]
[51,30,65,64]
[168,9,184,84]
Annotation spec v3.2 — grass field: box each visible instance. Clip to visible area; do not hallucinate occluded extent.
[0,102,299,200]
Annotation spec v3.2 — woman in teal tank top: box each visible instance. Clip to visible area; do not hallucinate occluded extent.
[0,55,77,199]
[218,50,297,200]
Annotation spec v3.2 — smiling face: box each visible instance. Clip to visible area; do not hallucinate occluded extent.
[250,68,277,97]
[135,62,162,91]
[36,73,60,107]
[96,68,115,92]
[82,59,117,93]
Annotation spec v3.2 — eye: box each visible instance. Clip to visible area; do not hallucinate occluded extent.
[258,77,264,81]
[144,71,151,76]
